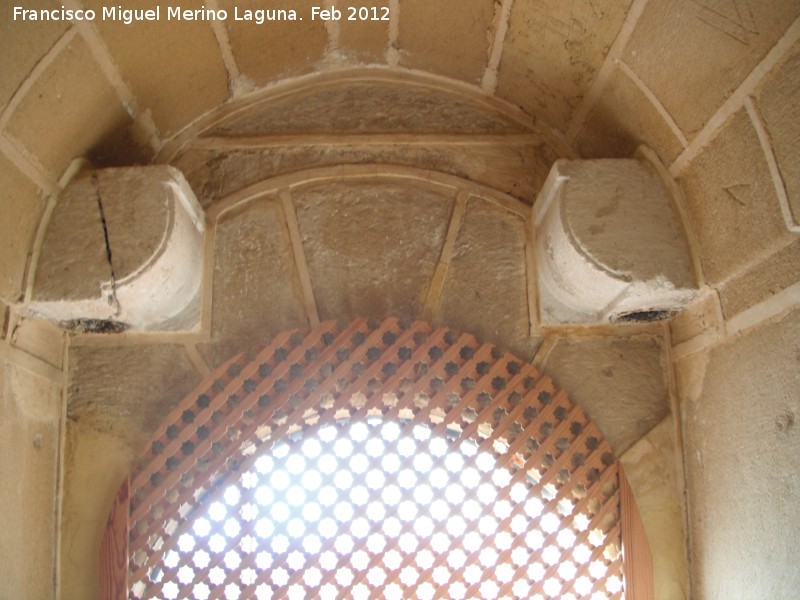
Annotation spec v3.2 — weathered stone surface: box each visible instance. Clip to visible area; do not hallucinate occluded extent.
[205,198,307,367]
[718,237,800,319]
[0,155,44,303]
[397,0,494,84]
[0,0,67,112]
[757,41,800,227]
[679,110,791,285]
[621,418,689,600]
[32,173,111,302]
[174,143,551,208]
[208,82,526,135]
[68,343,200,452]
[438,197,538,359]
[562,160,694,287]
[60,420,139,600]
[624,0,800,137]
[0,354,61,600]
[680,307,800,599]
[670,291,722,347]
[575,66,686,163]
[497,0,632,130]
[84,0,230,136]
[543,335,669,454]
[219,0,327,87]
[10,317,65,369]
[339,0,390,63]
[5,36,131,177]
[294,181,452,321]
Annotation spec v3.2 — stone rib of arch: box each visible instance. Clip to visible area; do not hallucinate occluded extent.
[111,317,626,599]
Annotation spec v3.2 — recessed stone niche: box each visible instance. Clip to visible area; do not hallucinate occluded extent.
[26,166,205,332]
[533,152,698,325]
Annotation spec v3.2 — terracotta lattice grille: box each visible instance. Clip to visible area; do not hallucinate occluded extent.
[118,317,625,599]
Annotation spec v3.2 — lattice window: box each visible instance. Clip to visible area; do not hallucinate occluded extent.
[102,318,650,599]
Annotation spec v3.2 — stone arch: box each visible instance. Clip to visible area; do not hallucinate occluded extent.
[101,317,650,599]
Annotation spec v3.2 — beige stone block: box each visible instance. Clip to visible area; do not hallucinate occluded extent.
[174,142,550,208]
[0,0,67,112]
[5,36,130,176]
[621,418,689,600]
[59,420,136,600]
[670,291,722,347]
[0,155,45,302]
[397,0,494,84]
[438,198,538,359]
[497,0,632,130]
[68,343,200,453]
[295,181,452,321]
[718,237,800,319]
[10,317,65,369]
[83,0,230,136]
[219,0,327,87]
[575,66,686,163]
[679,110,791,285]
[543,335,669,454]
[757,41,800,226]
[0,361,61,600]
[682,307,800,599]
[624,0,800,137]
[208,80,525,135]
[338,0,390,63]
[205,198,307,367]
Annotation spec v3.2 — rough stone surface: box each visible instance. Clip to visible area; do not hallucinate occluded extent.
[0,350,62,600]
[83,0,230,136]
[438,197,538,360]
[59,421,140,600]
[680,307,800,599]
[624,0,800,137]
[219,0,327,87]
[5,36,131,177]
[338,0,390,63]
[718,237,800,319]
[562,159,694,286]
[397,0,494,84]
[67,343,200,453]
[294,180,452,321]
[575,66,686,163]
[679,110,791,285]
[670,292,721,347]
[543,335,669,454]
[497,0,632,130]
[10,317,65,370]
[757,41,800,227]
[620,418,689,600]
[32,171,111,302]
[209,82,526,134]
[0,0,67,112]
[0,155,44,303]
[174,143,551,208]
[205,198,307,367]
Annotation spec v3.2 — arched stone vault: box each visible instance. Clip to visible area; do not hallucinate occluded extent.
[1,2,799,600]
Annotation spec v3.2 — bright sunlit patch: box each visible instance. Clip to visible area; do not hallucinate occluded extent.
[146,419,619,599]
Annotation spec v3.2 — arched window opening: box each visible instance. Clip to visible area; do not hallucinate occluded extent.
[102,318,649,599]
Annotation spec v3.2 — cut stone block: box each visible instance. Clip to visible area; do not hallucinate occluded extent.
[533,156,697,324]
[438,196,538,360]
[544,335,669,454]
[0,155,45,303]
[28,166,205,332]
[679,110,791,285]
[398,0,494,83]
[5,36,130,177]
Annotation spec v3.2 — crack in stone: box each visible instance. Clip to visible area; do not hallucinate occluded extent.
[92,171,121,315]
